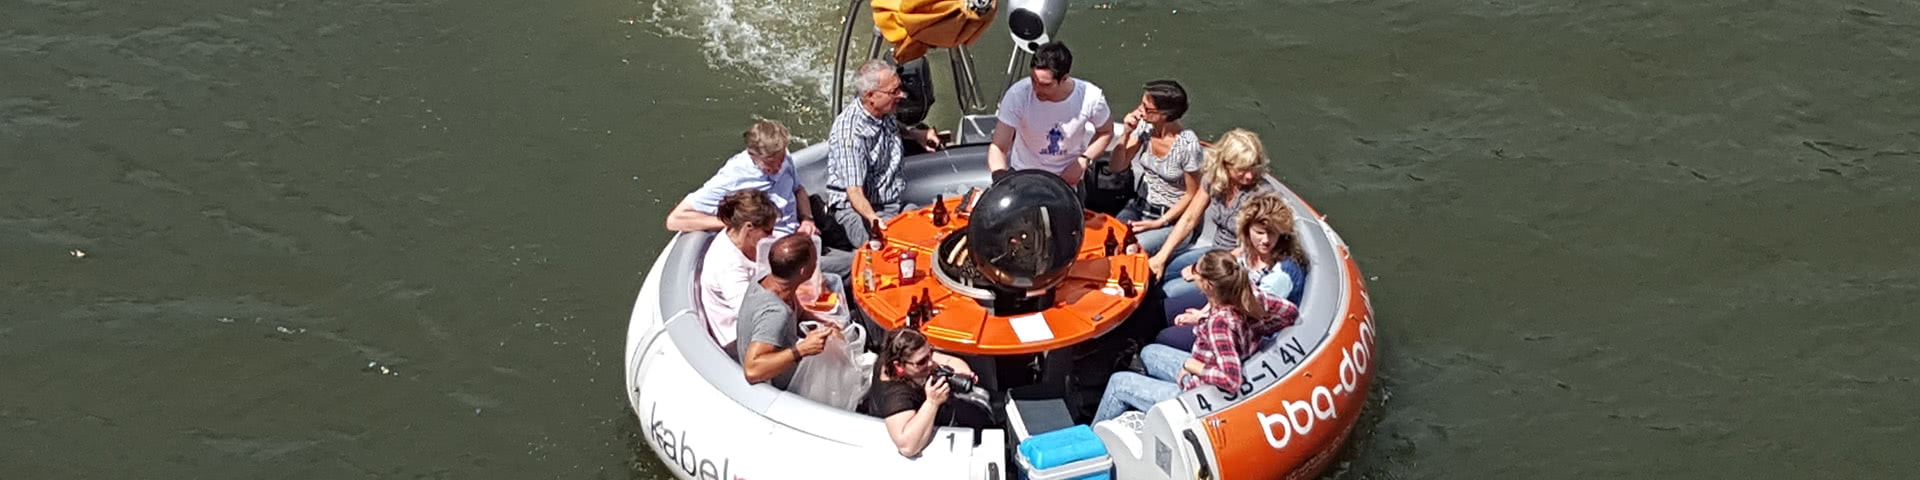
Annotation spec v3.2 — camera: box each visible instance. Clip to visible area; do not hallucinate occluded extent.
[933,365,976,394]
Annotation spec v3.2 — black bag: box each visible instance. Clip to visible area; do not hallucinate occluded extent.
[1083,158,1135,216]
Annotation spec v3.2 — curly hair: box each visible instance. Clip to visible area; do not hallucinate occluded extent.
[1235,193,1307,268]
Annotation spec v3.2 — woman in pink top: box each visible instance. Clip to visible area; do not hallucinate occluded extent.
[700,190,779,350]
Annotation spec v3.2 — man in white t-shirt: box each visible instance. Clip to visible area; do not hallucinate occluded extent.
[986,41,1114,186]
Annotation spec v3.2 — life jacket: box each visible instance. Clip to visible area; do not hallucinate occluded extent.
[871,0,997,63]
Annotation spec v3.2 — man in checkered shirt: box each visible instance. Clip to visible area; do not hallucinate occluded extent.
[821,59,942,252]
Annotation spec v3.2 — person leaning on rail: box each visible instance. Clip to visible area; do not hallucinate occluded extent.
[664,120,820,238]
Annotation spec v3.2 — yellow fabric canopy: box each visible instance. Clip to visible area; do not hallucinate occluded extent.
[871,0,996,63]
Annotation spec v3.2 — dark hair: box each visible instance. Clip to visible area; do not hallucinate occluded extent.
[1143,80,1188,121]
[766,234,817,281]
[717,189,777,232]
[879,328,929,382]
[1030,41,1073,79]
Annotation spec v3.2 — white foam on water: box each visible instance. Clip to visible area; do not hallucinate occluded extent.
[643,0,844,125]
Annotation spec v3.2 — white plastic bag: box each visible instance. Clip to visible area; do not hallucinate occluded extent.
[789,321,873,411]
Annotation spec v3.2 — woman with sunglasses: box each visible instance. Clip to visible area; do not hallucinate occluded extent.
[870,329,978,458]
[1107,80,1202,255]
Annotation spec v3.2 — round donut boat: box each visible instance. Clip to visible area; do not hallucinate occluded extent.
[624,143,1377,479]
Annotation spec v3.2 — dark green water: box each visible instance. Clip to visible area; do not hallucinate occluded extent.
[3,0,1916,477]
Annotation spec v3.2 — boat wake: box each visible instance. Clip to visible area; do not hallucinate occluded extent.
[642,0,843,127]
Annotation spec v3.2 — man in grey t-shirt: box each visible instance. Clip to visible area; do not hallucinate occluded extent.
[734,234,839,389]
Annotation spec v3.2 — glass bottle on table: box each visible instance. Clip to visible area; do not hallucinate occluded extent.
[931,194,949,227]
[919,287,935,317]
[906,293,926,329]
[866,217,886,252]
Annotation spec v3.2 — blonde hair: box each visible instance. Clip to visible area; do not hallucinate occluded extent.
[743,119,790,155]
[1235,193,1304,267]
[1203,128,1270,195]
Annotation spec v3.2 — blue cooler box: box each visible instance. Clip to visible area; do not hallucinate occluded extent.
[1015,425,1113,480]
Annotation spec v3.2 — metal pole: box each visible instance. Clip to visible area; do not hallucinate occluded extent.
[1005,48,1031,92]
[830,0,866,117]
[948,45,986,113]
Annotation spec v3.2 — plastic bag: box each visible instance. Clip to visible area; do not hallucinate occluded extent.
[789,321,873,411]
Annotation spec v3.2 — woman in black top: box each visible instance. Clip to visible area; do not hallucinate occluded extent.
[870,329,975,458]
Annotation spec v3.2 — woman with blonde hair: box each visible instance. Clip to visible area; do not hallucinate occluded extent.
[1155,192,1309,348]
[1145,128,1277,278]
[1093,250,1297,421]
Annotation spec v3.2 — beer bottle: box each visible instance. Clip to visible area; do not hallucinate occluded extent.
[1117,267,1136,298]
[1103,228,1119,256]
[931,194,949,227]
[867,217,886,251]
[919,287,935,317]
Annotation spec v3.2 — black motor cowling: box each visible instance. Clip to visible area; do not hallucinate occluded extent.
[964,170,1083,292]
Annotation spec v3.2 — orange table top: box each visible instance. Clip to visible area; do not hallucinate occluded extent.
[851,195,1149,355]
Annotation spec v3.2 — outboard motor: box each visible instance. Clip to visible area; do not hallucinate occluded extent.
[1006,0,1067,53]
[894,55,936,127]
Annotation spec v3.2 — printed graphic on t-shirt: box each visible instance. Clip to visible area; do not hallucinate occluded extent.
[1042,124,1064,155]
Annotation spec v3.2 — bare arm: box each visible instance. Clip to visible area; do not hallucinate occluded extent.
[884,393,945,457]
[987,121,1016,173]
[931,352,973,377]
[1150,188,1210,274]
[741,342,800,384]
[795,186,815,223]
[1159,171,1202,224]
[1082,121,1115,172]
[844,186,880,223]
[665,197,725,232]
[1108,117,1144,172]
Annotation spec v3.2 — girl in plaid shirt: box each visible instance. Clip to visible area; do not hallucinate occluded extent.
[1093,250,1298,422]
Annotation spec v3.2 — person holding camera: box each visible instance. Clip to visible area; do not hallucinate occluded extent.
[870,328,980,458]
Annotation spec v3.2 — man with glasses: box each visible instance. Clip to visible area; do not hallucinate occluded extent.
[822,59,942,253]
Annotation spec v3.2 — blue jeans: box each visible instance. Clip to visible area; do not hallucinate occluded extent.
[1093,344,1190,422]
[1158,247,1215,322]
